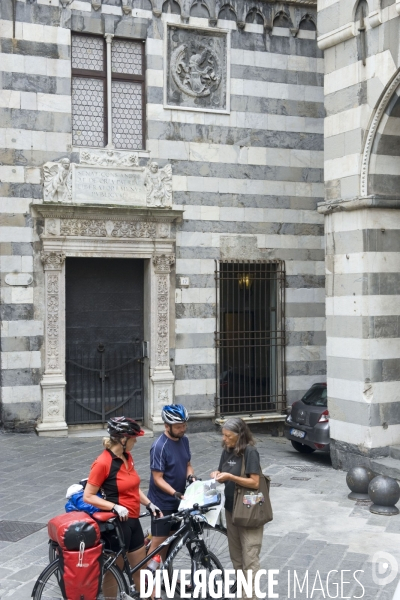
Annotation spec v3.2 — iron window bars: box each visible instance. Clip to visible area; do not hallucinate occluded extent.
[215,260,286,417]
[71,33,145,150]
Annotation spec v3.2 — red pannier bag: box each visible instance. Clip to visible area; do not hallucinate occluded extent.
[48,512,103,600]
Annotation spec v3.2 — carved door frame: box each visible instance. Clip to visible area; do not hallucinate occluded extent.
[33,204,182,436]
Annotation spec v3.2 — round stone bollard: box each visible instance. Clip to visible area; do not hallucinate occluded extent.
[346,467,371,500]
[369,475,400,516]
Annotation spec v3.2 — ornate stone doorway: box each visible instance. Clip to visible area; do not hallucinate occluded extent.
[33,203,182,436]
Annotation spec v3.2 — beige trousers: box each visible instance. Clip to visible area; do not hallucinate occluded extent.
[225,509,264,600]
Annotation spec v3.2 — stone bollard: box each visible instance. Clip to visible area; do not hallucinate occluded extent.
[346,467,372,501]
[369,475,400,516]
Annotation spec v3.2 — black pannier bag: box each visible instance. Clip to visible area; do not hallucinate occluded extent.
[48,511,103,600]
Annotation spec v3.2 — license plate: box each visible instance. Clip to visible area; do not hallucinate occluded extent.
[290,428,306,439]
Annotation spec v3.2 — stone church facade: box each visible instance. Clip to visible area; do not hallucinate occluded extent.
[1,0,325,436]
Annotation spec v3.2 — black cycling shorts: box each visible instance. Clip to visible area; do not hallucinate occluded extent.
[104,517,144,553]
[151,510,180,537]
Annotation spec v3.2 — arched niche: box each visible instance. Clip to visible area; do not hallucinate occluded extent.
[218,3,237,21]
[298,13,316,31]
[190,0,210,18]
[245,8,264,25]
[361,69,400,197]
[162,0,181,13]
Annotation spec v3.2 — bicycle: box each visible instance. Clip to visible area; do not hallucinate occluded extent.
[32,494,236,599]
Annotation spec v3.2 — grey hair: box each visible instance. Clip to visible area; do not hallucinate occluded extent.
[222,417,255,456]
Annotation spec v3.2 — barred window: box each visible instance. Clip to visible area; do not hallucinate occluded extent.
[71,34,145,149]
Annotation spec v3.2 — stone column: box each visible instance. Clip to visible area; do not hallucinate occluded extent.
[36,251,68,436]
[150,253,175,431]
[320,203,400,469]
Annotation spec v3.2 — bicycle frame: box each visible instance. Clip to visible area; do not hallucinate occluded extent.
[104,501,220,595]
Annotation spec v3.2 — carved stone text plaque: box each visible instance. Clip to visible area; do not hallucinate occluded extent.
[72,165,147,206]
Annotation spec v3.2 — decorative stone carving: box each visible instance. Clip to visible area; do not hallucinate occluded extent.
[111,221,157,238]
[47,219,57,235]
[43,159,72,203]
[153,254,175,274]
[60,220,107,237]
[80,149,139,168]
[46,274,60,371]
[153,254,175,368]
[41,251,66,270]
[144,162,173,208]
[47,393,61,416]
[166,24,229,113]
[58,219,160,238]
[158,388,170,404]
[158,223,170,238]
[43,153,174,208]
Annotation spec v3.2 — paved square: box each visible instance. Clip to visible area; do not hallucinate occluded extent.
[0,429,398,599]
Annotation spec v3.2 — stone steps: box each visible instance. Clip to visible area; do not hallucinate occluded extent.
[389,444,400,461]
[370,455,400,481]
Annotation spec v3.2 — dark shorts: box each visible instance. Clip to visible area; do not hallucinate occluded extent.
[104,517,144,553]
[151,510,180,537]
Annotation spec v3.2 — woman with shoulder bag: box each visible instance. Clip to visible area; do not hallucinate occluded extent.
[211,417,270,600]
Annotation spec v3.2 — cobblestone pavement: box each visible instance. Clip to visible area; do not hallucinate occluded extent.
[0,429,399,599]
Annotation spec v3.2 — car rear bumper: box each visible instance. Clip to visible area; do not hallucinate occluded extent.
[284,420,330,451]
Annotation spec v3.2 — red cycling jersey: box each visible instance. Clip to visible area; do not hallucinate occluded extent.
[88,449,141,518]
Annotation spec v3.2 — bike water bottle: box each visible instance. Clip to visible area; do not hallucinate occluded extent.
[147,554,161,573]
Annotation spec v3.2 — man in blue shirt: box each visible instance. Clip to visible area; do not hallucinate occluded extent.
[147,404,195,558]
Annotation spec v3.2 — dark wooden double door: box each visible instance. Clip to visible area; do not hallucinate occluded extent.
[65,258,144,425]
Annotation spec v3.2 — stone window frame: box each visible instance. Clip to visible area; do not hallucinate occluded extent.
[71,32,146,150]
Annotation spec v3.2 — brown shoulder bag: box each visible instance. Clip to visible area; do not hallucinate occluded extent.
[231,446,273,528]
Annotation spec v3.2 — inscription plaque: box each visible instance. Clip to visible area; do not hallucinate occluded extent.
[72,164,147,206]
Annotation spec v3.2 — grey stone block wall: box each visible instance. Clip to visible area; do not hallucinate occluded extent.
[0,0,324,431]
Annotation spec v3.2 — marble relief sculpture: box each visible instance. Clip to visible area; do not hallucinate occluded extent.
[43,158,72,203]
[166,25,228,112]
[144,162,173,208]
[42,152,174,208]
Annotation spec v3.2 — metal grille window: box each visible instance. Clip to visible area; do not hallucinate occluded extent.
[71,33,145,149]
[215,260,286,417]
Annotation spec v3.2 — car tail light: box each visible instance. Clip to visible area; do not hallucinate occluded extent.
[314,443,326,449]
[318,410,329,423]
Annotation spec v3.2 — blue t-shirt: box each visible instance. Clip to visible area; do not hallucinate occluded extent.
[148,433,191,510]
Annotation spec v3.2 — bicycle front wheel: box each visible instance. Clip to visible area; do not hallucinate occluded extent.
[167,523,236,593]
[32,558,128,599]
[192,548,226,600]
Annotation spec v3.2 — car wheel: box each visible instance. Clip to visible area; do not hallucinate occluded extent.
[291,440,316,454]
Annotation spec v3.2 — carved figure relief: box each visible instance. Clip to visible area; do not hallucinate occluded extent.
[42,154,173,208]
[43,159,72,203]
[144,162,173,208]
[166,25,229,112]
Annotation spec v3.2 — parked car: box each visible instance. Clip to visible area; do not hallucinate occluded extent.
[284,383,329,453]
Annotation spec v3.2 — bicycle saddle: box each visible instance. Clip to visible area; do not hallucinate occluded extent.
[92,512,115,522]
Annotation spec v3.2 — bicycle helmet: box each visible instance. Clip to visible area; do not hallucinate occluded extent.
[107,416,145,438]
[161,404,189,424]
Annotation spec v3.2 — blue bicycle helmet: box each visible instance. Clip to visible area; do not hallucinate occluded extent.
[161,404,189,424]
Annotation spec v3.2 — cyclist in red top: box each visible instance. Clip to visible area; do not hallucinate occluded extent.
[84,417,161,595]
